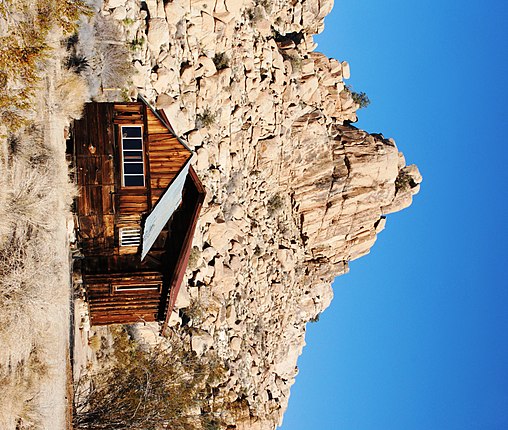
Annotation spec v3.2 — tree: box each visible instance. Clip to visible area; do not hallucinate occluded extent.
[351,91,371,109]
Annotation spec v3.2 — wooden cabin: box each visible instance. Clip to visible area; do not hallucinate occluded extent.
[72,100,205,328]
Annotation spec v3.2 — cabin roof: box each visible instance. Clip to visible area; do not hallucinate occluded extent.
[162,165,205,334]
[137,97,194,260]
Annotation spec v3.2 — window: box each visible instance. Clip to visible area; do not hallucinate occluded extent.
[114,284,161,293]
[119,227,141,247]
[120,125,145,187]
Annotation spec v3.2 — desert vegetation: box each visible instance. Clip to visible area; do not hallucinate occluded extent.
[395,168,416,194]
[0,129,75,428]
[0,0,90,130]
[350,90,371,109]
[0,0,89,428]
[196,108,217,129]
[73,326,227,430]
[212,52,230,71]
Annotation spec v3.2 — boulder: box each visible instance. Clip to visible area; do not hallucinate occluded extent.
[147,18,170,52]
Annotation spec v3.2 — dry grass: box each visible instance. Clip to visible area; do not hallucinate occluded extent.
[0,0,90,130]
[0,120,76,429]
[0,0,89,428]
[55,69,89,120]
[73,14,134,96]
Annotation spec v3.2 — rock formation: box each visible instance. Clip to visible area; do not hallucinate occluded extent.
[78,0,421,428]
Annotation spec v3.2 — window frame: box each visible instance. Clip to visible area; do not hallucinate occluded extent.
[113,283,162,293]
[120,125,146,188]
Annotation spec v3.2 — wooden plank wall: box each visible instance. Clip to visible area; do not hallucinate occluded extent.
[74,102,195,326]
[85,272,163,325]
[146,109,191,206]
[74,103,116,254]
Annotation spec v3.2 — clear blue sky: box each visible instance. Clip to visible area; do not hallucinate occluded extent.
[280,1,508,429]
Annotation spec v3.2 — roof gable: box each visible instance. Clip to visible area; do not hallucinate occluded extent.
[137,100,193,259]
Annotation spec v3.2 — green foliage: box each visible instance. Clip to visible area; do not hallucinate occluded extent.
[212,52,229,71]
[196,108,217,129]
[0,0,91,131]
[351,91,370,109]
[129,37,145,51]
[395,170,414,194]
[120,88,131,102]
[73,328,227,430]
[122,17,135,26]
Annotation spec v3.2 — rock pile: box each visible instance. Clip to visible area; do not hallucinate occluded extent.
[84,0,421,428]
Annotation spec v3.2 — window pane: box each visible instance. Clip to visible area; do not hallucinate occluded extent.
[115,284,160,292]
[121,126,144,187]
[122,126,142,138]
[123,138,143,150]
[123,151,143,161]
[124,163,144,174]
[124,175,144,186]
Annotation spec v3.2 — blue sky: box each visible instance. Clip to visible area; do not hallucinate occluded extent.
[280,1,508,429]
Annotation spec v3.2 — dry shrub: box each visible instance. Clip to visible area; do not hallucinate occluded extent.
[0,126,72,240]
[55,69,89,120]
[0,0,91,131]
[2,161,55,232]
[395,169,415,194]
[99,42,133,89]
[76,14,134,93]
[196,108,217,129]
[74,328,227,430]
[0,345,49,430]
[0,122,75,428]
[0,1,84,427]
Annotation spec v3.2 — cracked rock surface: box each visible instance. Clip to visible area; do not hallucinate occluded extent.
[82,0,421,428]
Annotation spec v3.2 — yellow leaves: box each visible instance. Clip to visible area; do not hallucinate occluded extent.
[0,0,91,131]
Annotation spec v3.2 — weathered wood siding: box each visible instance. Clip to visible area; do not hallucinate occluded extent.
[85,272,163,325]
[146,109,191,206]
[73,101,198,326]
[75,103,116,254]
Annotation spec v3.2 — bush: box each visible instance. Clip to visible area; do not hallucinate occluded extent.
[267,193,284,216]
[395,170,414,194]
[212,52,229,71]
[0,0,91,131]
[244,6,263,23]
[0,121,75,428]
[309,314,320,323]
[55,69,88,120]
[196,108,217,129]
[66,53,89,74]
[129,37,145,51]
[188,246,202,270]
[281,52,302,72]
[351,91,370,109]
[73,328,227,430]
